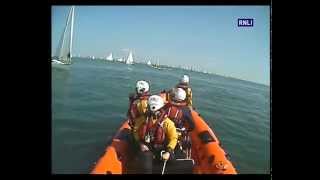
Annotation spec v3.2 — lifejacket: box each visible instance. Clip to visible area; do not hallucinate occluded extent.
[165,102,193,153]
[138,110,167,148]
[165,102,187,128]
[128,92,150,127]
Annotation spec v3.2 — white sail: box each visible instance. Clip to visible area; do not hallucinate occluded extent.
[106,53,113,61]
[126,51,134,64]
[52,6,75,65]
[147,60,152,66]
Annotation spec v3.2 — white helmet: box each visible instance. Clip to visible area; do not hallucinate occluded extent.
[148,95,165,112]
[173,88,186,102]
[136,80,149,94]
[180,75,189,84]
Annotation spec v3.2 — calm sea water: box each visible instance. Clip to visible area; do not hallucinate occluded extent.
[52,58,270,174]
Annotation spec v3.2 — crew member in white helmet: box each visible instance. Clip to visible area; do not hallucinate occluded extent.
[131,95,178,173]
[165,88,194,159]
[175,75,193,107]
[127,80,151,128]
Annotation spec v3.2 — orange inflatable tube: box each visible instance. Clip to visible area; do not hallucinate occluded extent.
[189,110,236,174]
[91,122,130,174]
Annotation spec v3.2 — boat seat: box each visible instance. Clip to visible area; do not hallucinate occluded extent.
[167,159,194,174]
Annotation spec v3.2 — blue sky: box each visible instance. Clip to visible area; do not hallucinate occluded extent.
[52,6,270,85]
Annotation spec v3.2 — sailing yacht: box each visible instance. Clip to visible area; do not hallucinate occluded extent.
[151,59,163,70]
[147,60,152,66]
[125,51,134,64]
[106,53,113,61]
[52,6,75,66]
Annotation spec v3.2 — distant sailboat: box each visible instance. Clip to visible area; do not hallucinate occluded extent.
[125,51,134,64]
[147,60,152,66]
[151,58,163,70]
[106,53,113,61]
[52,6,75,65]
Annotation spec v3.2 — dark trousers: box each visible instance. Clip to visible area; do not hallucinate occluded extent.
[135,150,153,174]
[127,134,154,174]
[127,135,175,173]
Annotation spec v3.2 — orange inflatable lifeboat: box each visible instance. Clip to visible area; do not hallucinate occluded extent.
[91,92,236,174]
[91,109,237,174]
